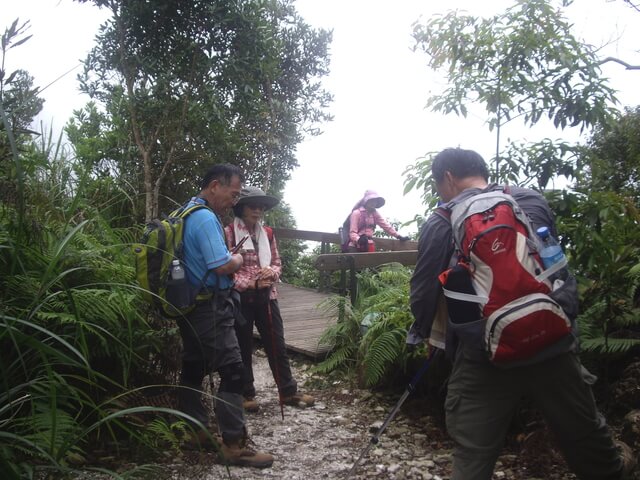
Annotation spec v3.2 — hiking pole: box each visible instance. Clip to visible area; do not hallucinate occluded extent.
[346,349,436,479]
[265,284,285,421]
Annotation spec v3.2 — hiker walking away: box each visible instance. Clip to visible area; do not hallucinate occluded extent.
[406,148,636,480]
[178,164,273,468]
[346,190,409,252]
[225,186,314,413]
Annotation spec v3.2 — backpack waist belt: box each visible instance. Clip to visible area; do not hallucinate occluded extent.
[195,287,231,302]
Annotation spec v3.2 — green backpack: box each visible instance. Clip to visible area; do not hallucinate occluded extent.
[134,203,211,318]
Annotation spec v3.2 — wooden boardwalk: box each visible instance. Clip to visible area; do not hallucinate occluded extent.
[255,283,337,360]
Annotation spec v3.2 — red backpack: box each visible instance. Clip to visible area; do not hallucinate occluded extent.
[438,187,573,366]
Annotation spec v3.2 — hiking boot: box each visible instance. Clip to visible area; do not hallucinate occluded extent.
[281,392,315,408]
[182,428,221,452]
[616,440,637,479]
[243,397,259,413]
[218,437,274,469]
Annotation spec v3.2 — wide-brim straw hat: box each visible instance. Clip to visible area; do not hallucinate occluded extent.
[235,186,280,210]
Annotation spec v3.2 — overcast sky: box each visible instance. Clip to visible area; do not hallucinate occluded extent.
[3,0,640,235]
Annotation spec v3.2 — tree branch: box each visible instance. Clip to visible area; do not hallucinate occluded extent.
[623,0,640,13]
[597,56,640,70]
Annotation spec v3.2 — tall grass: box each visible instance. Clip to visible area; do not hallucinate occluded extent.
[0,118,188,478]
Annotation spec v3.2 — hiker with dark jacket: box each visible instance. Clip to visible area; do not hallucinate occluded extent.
[346,190,409,252]
[406,148,635,479]
[178,164,273,468]
[224,186,314,413]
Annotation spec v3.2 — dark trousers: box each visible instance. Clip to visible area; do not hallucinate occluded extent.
[446,351,624,480]
[177,292,245,442]
[236,294,297,398]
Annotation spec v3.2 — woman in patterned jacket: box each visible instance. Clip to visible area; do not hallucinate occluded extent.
[224,186,314,413]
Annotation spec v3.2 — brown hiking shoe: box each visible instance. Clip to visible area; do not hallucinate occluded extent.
[218,438,274,469]
[243,397,259,413]
[616,440,637,479]
[281,392,315,408]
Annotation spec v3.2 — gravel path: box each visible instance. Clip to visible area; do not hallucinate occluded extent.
[168,349,578,480]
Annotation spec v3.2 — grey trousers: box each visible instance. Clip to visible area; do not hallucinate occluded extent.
[177,292,245,441]
[446,351,624,480]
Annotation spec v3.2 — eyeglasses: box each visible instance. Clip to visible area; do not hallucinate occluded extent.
[246,203,266,210]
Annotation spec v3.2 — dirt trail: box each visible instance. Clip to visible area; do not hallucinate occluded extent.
[170,350,577,480]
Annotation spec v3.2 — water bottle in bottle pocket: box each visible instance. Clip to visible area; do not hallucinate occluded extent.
[166,259,192,310]
[536,226,568,281]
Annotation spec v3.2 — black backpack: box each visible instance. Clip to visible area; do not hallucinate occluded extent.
[339,214,352,252]
[339,210,368,253]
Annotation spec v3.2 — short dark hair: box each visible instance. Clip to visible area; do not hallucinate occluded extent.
[200,163,245,190]
[432,148,489,183]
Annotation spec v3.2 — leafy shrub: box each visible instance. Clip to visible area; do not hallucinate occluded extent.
[314,264,429,388]
[550,190,640,357]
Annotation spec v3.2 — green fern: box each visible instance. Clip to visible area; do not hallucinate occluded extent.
[313,344,357,374]
[22,408,85,462]
[314,264,417,386]
[140,418,186,454]
[361,327,406,387]
[580,337,640,355]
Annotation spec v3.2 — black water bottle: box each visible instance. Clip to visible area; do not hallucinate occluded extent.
[166,259,190,310]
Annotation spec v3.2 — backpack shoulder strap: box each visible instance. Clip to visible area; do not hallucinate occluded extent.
[177,203,209,219]
[434,206,451,222]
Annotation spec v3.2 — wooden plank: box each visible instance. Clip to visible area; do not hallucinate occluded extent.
[365,237,418,251]
[315,251,418,270]
[251,282,338,359]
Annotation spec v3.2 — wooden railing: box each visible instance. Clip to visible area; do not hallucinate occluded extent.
[272,227,417,252]
[272,227,419,303]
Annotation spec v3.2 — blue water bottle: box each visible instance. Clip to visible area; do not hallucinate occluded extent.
[536,226,568,281]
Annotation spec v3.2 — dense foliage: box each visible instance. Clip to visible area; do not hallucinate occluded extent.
[2,0,640,477]
[73,0,333,222]
[1,2,332,476]
[315,265,429,388]
[402,0,640,364]
[410,0,618,182]
[0,127,177,477]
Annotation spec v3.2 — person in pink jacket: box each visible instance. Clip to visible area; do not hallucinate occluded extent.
[347,190,409,252]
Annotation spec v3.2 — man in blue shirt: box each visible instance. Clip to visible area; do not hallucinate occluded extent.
[179,163,273,468]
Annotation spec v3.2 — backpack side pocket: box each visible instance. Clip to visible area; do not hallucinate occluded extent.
[548,274,579,320]
[440,263,488,360]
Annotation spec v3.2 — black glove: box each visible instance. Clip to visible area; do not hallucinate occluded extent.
[398,235,410,241]
[358,235,369,248]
